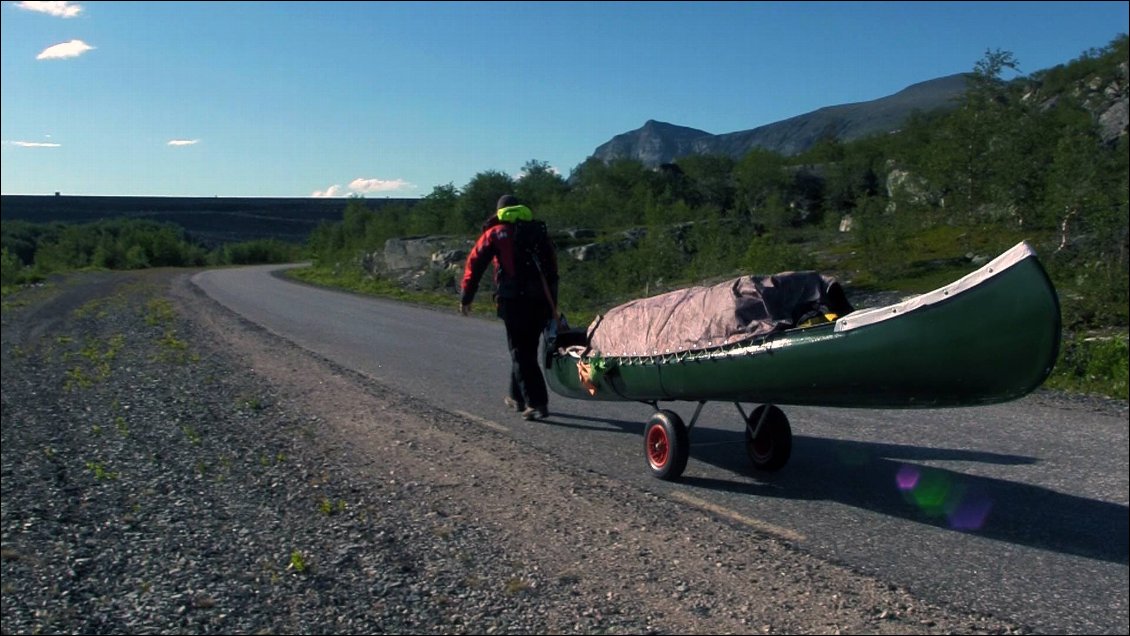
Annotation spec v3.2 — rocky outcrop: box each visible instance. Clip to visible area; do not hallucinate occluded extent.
[360,236,471,290]
[1022,60,1129,146]
[592,121,715,168]
[1078,60,1126,144]
[364,227,667,291]
[378,236,467,273]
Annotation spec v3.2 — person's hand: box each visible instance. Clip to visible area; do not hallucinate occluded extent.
[460,303,471,316]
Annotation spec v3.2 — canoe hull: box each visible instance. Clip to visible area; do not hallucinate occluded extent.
[546,247,1061,409]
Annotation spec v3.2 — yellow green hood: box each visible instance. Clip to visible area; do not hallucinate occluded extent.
[497,204,533,223]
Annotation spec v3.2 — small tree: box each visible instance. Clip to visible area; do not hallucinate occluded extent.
[1,246,23,286]
[733,148,790,221]
[407,183,459,235]
[514,160,568,212]
[452,170,515,235]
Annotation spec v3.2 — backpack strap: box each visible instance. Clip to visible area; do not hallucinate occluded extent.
[518,220,563,326]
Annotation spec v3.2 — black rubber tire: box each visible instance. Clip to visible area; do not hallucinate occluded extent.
[744,404,792,472]
[644,410,689,481]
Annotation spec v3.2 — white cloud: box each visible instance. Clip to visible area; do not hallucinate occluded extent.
[312,185,344,198]
[16,1,83,18]
[348,177,413,194]
[313,178,415,197]
[10,140,61,148]
[167,139,199,146]
[36,39,94,60]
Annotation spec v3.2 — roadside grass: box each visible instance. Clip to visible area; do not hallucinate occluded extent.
[238,395,265,412]
[288,550,309,574]
[1044,333,1129,400]
[503,577,532,595]
[85,460,120,481]
[318,498,347,516]
[61,334,124,392]
[287,266,461,310]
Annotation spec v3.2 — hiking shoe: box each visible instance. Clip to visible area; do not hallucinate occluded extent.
[504,396,525,412]
[521,405,549,421]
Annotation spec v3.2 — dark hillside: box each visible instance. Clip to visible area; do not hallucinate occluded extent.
[0,195,416,247]
[592,74,971,165]
[712,74,971,157]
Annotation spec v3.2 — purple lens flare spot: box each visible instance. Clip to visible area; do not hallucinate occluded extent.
[896,464,920,490]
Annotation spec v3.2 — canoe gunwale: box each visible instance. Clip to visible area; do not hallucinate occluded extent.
[834,241,1036,333]
[554,322,827,368]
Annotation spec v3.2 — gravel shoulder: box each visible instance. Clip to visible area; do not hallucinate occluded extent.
[2,269,1031,634]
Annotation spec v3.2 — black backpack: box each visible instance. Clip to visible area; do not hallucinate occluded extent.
[508,220,551,300]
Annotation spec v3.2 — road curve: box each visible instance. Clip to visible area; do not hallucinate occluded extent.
[191,264,1129,635]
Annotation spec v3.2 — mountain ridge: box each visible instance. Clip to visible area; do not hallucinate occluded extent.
[592,73,972,165]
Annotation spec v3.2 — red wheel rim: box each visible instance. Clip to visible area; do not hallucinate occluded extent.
[647,424,669,468]
[750,433,771,461]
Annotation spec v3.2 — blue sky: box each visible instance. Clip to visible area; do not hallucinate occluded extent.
[2,1,1127,198]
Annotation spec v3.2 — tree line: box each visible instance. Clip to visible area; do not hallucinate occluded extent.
[1,219,303,289]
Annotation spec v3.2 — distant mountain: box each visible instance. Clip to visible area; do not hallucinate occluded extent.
[592,73,972,165]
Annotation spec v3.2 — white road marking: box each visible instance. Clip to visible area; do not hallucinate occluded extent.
[455,410,510,433]
[670,491,806,543]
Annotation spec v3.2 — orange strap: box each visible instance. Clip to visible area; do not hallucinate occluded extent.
[576,360,598,396]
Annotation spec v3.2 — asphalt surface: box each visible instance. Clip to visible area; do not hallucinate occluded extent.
[190,264,1129,635]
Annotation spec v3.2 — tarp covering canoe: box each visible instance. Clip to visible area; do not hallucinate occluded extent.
[586,272,855,357]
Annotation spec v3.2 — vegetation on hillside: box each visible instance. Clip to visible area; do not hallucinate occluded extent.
[0,219,303,291]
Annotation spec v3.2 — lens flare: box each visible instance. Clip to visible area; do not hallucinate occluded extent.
[895,464,993,531]
[896,464,920,490]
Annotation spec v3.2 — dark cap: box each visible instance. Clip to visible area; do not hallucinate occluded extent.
[496,194,519,210]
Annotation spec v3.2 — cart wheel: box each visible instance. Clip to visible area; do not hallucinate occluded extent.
[644,410,689,481]
[744,404,792,472]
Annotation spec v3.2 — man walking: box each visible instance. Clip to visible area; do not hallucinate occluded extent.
[460,195,559,420]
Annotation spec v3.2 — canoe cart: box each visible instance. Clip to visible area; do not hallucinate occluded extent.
[543,241,1061,481]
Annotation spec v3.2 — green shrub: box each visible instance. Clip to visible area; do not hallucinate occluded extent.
[1046,334,1129,400]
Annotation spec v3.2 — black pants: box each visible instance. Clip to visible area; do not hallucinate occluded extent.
[498,299,550,409]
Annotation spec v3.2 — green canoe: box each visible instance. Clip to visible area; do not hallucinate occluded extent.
[544,241,1062,480]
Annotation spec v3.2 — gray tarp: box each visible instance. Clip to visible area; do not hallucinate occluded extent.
[586,272,853,357]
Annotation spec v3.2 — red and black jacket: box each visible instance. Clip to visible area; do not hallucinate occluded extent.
[461,218,558,308]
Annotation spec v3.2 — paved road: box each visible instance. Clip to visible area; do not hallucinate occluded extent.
[191,265,1129,635]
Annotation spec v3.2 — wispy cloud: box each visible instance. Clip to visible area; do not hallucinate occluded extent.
[312,185,344,198]
[167,139,199,147]
[312,178,415,197]
[10,140,62,148]
[349,177,413,194]
[16,1,83,18]
[36,39,94,60]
